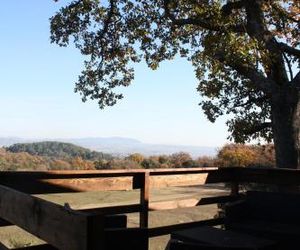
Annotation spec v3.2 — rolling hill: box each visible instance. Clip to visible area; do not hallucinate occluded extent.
[6,141,113,161]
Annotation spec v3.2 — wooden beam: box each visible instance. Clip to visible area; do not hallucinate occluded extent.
[0,185,91,250]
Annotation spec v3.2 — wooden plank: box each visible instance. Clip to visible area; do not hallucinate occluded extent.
[149,195,240,211]
[0,168,221,194]
[140,172,150,229]
[234,167,300,186]
[149,174,209,188]
[41,176,133,192]
[0,175,138,194]
[149,198,199,210]
[148,218,224,237]
[148,168,217,176]
[77,204,141,215]
[0,185,89,250]
[0,168,216,179]
[0,177,74,194]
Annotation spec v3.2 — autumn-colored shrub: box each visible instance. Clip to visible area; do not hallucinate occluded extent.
[197,156,216,168]
[170,152,193,168]
[217,144,275,168]
[125,153,145,164]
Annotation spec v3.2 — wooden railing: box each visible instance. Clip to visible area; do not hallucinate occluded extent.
[0,167,300,249]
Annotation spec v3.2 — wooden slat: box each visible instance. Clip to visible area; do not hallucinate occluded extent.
[0,185,89,250]
[148,218,224,237]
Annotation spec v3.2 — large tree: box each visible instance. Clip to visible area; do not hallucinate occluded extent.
[50,0,300,168]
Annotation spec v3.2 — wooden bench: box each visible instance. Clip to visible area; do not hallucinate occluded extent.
[225,191,300,248]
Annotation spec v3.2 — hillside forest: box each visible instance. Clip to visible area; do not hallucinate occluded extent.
[0,141,275,171]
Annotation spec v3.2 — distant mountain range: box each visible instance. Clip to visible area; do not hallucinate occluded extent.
[0,137,217,158]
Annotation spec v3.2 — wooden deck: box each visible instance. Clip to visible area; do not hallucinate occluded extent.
[0,167,299,249]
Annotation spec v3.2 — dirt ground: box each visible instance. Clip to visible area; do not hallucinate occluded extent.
[0,185,228,249]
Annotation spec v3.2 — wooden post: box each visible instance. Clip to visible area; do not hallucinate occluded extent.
[140,172,149,229]
[86,214,106,250]
[229,168,239,196]
[230,182,239,196]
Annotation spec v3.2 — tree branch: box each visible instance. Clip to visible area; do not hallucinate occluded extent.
[273,4,300,24]
[239,95,269,107]
[278,42,300,59]
[214,51,273,94]
[163,0,245,33]
[221,0,246,16]
[244,1,289,83]
[244,122,272,135]
[291,71,300,88]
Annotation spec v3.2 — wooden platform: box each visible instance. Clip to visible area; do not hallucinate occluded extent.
[1,167,300,249]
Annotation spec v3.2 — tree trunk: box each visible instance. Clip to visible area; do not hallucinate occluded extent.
[271,89,300,169]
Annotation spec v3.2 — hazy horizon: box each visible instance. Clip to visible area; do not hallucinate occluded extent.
[0,135,223,148]
[0,136,218,158]
[0,1,230,148]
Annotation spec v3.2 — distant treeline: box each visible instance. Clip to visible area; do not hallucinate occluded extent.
[6,141,113,161]
[95,144,275,169]
[0,142,275,171]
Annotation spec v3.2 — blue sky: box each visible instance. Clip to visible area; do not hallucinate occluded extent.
[0,1,229,147]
